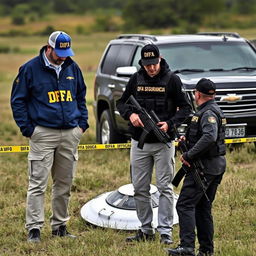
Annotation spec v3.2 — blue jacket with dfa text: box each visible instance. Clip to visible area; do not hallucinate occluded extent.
[11,46,89,137]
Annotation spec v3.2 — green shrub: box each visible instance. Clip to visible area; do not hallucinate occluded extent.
[39,25,55,36]
[0,45,11,53]
[2,29,28,36]
[11,15,25,25]
[76,25,92,35]
[93,14,120,32]
[11,4,30,25]
[171,24,198,35]
[0,45,20,53]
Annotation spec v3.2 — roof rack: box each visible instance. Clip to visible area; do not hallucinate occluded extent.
[197,32,241,38]
[117,34,157,41]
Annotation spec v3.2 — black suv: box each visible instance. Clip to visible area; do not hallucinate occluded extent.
[93,32,256,143]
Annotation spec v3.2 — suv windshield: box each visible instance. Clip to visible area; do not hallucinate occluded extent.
[159,41,256,72]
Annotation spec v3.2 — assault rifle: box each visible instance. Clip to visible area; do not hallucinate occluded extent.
[172,125,210,202]
[127,95,171,149]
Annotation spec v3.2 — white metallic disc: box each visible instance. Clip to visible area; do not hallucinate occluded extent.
[80,184,179,230]
[117,183,158,196]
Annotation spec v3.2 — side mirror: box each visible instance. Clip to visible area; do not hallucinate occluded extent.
[116,66,137,77]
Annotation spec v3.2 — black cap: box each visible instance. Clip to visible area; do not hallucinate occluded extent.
[140,44,160,66]
[196,78,216,95]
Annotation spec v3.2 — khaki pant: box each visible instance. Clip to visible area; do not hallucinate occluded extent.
[25,126,83,231]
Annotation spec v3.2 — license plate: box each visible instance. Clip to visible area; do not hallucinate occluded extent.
[225,127,245,138]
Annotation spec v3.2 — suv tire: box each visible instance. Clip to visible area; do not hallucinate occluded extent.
[99,110,127,144]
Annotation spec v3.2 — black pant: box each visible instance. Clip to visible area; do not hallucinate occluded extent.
[176,172,223,252]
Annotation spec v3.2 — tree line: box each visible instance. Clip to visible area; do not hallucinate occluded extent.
[0,0,256,29]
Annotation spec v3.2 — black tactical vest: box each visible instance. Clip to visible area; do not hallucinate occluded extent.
[187,102,226,157]
[135,71,173,121]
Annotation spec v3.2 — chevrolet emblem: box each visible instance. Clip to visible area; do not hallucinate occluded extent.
[220,94,242,103]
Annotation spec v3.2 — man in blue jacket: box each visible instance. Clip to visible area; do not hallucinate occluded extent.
[11,31,89,242]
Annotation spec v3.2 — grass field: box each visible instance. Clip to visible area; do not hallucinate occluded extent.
[0,30,256,256]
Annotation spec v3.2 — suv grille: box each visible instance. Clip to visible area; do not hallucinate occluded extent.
[215,88,256,117]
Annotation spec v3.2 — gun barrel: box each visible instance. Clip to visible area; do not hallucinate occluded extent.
[129,95,142,110]
[192,167,210,202]
[149,110,160,123]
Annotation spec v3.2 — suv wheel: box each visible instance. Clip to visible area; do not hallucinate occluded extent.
[99,110,127,144]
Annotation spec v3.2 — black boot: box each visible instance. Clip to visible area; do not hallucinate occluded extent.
[52,225,76,238]
[28,228,40,243]
[197,251,214,256]
[166,246,195,256]
[126,229,155,242]
[160,234,173,245]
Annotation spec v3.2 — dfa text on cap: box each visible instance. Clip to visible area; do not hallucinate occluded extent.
[140,44,160,66]
[48,31,74,58]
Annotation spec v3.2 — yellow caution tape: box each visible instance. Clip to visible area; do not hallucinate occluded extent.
[224,137,256,144]
[0,145,30,153]
[78,143,131,151]
[0,137,255,153]
[0,143,131,153]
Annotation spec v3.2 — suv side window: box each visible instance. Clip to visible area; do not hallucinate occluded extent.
[132,46,142,70]
[101,44,135,75]
[116,44,135,68]
[101,44,121,75]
